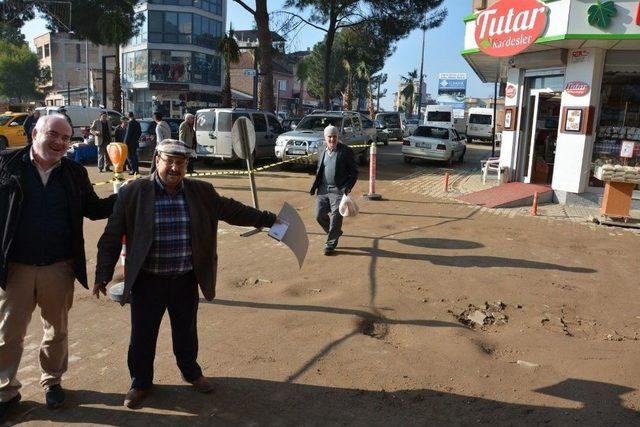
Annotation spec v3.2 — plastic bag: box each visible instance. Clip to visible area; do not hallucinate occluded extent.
[339,194,359,217]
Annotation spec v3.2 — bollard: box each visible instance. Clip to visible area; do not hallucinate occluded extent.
[444,171,450,193]
[531,192,539,216]
[363,142,382,200]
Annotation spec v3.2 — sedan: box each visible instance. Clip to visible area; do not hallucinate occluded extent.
[402,125,466,165]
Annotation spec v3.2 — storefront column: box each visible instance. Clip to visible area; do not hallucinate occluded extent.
[552,48,606,197]
[499,67,523,179]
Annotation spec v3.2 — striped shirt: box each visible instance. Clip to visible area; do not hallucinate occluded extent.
[142,175,193,276]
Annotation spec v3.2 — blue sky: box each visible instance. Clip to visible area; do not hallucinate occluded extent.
[20,0,493,110]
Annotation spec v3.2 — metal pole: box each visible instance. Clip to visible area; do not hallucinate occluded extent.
[275,84,280,115]
[417,18,426,122]
[102,55,107,109]
[67,81,71,105]
[85,39,90,106]
[491,78,498,157]
[239,119,259,210]
[253,49,258,109]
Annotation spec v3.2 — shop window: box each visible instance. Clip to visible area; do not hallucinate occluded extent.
[591,54,640,188]
[149,50,190,83]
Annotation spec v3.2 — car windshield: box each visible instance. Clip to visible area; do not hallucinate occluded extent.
[295,115,343,131]
[140,121,154,133]
[376,114,400,127]
[0,115,13,126]
[407,119,419,124]
[427,111,451,122]
[469,114,492,125]
[414,126,449,139]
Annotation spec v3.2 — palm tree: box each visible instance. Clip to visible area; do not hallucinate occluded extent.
[341,58,354,111]
[295,58,309,117]
[217,28,240,108]
[400,69,419,117]
[356,62,375,119]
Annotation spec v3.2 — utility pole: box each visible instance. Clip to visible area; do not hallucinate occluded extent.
[85,39,90,106]
[67,81,71,105]
[491,72,499,157]
[102,54,115,109]
[417,15,427,122]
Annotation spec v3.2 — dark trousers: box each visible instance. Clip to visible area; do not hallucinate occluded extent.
[127,143,139,173]
[97,144,112,171]
[128,271,202,390]
[315,187,344,249]
[187,157,196,173]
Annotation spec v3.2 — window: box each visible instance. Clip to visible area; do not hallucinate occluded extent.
[426,111,451,123]
[252,113,267,132]
[468,114,492,125]
[76,44,81,63]
[196,111,214,131]
[123,50,148,84]
[376,113,401,128]
[149,50,190,83]
[10,116,27,126]
[149,11,163,43]
[414,126,449,139]
[44,44,50,57]
[178,13,192,44]
[361,116,374,129]
[267,114,283,134]
[217,112,250,132]
[37,46,43,58]
[351,115,362,132]
[296,116,343,131]
[164,12,178,43]
[192,52,221,86]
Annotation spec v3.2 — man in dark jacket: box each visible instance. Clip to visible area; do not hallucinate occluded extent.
[124,112,142,175]
[94,139,278,409]
[0,114,116,420]
[310,125,359,255]
[22,108,36,144]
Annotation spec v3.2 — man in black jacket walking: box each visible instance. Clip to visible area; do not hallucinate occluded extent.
[310,125,359,255]
[0,114,116,420]
[124,112,142,175]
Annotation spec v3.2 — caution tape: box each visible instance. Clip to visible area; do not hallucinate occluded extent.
[91,143,380,187]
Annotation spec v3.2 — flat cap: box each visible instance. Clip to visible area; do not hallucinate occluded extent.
[156,138,193,157]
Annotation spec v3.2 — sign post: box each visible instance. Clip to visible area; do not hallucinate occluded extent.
[231,117,262,237]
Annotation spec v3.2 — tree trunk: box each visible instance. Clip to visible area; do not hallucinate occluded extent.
[113,44,122,113]
[222,58,232,107]
[322,17,337,110]
[255,0,273,112]
[298,80,305,116]
[368,82,375,119]
[343,74,352,111]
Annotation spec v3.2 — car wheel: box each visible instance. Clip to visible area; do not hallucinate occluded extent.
[0,136,7,150]
[403,156,412,164]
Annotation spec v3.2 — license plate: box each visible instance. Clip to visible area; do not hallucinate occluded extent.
[416,142,431,149]
[287,148,306,155]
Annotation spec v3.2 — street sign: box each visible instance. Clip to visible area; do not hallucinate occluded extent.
[231,117,256,160]
[243,69,257,77]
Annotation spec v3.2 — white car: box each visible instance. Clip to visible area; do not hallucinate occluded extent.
[402,125,466,164]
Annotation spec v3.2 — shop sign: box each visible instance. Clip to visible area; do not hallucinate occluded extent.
[149,83,189,91]
[564,81,591,97]
[571,50,590,63]
[475,0,549,58]
[505,84,517,98]
[587,0,617,29]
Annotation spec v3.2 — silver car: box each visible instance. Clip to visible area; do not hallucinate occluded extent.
[402,125,466,164]
[274,111,375,166]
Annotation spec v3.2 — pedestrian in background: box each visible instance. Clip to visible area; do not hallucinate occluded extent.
[57,107,73,130]
[94,139,279,409]
[114,117,129,142]
[310,125,359,255]
[22,108,36,145]
[0,114,117,420]
[179,113,197,173]
[90,112,113,172]
[124,112,142,176]
[150,112,171,174]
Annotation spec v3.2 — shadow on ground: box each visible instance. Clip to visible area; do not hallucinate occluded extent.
[13,378,638,426]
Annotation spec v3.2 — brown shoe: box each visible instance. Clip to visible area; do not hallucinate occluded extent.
[123,388,149,409]
[190,376,215,394]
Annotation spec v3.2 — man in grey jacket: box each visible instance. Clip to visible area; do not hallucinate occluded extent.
[150,112,171,173]
[179,113,196,173]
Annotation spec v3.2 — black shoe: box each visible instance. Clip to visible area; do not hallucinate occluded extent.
[45,384,65,409]
[128,171,135,175]
[324,247,334,256]
[0,394,21,421]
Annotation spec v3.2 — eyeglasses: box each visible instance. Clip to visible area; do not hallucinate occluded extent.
[159,154,187,167]
[44,130,72,143]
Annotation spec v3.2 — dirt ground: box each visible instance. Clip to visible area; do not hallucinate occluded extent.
[5,142,640,426]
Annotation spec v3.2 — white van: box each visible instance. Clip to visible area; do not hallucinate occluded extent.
[195,108,284,160]
[36,106,122,140]
[466,107,494,144]
[375,112,406,140]
[424,105,466,136]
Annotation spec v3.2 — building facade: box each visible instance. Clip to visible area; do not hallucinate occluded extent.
[394,80,427,115]
[34,32,116,107]
[463,0,640,204]
[121,0,225,118]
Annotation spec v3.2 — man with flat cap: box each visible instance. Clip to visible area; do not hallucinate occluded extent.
[310,124,359,255]
[94,139,279,408]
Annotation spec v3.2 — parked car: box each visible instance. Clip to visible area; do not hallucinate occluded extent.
[195,108,284,161]
[402,125,466,164]
[0,112,28,149]
[466,107,495,144]
[36,106,123,140]
[282,117,302,132]
[375,112,406,140]
[374,120,389,145]
[137,118,181,162]
[405,118,420,135]
[274,111,375,166]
